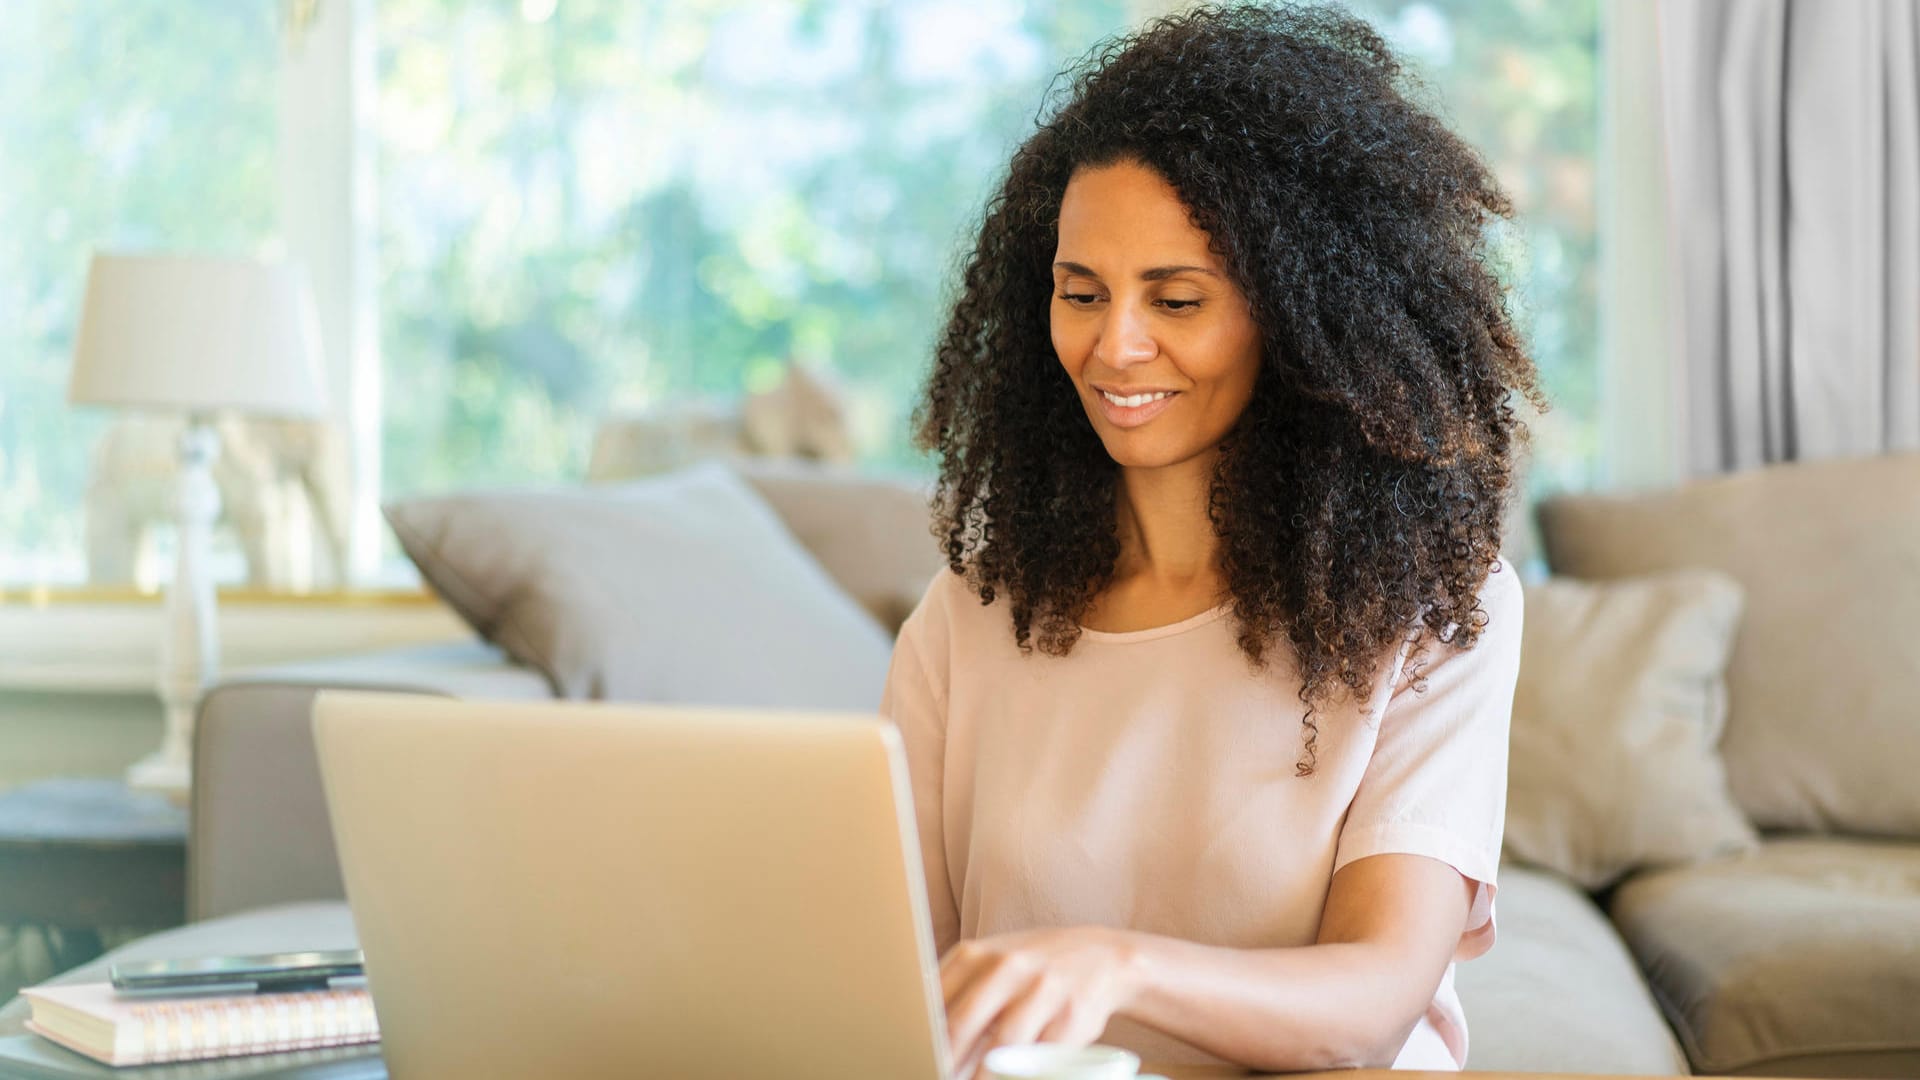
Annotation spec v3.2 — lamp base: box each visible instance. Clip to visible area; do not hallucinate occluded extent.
[133,416,221,808]
[126,748,191,804]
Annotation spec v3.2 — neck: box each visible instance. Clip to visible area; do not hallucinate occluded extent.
[1113,450,1221,586]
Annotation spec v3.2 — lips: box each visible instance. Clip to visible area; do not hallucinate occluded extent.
[1092,388,1180,428]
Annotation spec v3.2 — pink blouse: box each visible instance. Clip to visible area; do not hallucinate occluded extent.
[879,561,1522,1070]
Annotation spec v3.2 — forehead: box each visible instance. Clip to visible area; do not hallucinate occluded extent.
[1054,160,1221,268]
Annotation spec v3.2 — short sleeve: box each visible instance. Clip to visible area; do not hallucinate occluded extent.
[1334,561,1523,962]
[878,571,963,959]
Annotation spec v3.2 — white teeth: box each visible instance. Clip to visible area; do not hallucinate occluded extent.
[1101,390,1173,408]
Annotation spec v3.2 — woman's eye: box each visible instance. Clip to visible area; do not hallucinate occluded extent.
[1057,291,1102,306]
[1157,298,1202,311]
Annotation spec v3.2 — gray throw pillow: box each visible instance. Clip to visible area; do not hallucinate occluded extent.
[384,464,893,710]
[1505,571,1758,890]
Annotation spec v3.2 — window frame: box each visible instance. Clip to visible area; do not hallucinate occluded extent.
[279,0,384,582]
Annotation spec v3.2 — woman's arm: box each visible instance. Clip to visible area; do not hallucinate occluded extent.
[1120,852,1474,1068]
[941,852,1474,1075]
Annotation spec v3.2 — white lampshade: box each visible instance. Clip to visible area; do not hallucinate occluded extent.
[69,252,328,418]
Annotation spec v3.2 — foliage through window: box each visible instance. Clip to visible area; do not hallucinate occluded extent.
[0,0,1599,587]
[377,0,1136,498]
[0,1,278,585]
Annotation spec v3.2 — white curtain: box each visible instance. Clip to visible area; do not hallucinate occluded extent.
[1658,0,1920,474]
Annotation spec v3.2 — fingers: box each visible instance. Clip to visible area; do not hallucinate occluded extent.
[982,972,1072,1052]
[939,932,1123,1070]
[939,941,995,1004]
[1036,999,1109,1047]
[953,1036,990,1080]
[944,949,1037,1065]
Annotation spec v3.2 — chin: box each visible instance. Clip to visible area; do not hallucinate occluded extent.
[1093,428,1201,471]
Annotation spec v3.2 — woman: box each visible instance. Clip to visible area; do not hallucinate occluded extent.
[882,3,1541,1075]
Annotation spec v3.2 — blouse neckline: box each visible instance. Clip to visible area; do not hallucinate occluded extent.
[1076,601,1234,644]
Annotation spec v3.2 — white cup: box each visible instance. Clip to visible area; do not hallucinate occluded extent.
[981,1043,1167,1080]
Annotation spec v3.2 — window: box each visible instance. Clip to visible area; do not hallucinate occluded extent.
[0,0,280,586]
[0,0,1605,589]
[376,0,1135,503]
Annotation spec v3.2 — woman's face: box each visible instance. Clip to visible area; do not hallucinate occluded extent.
[1050,159,1262,472]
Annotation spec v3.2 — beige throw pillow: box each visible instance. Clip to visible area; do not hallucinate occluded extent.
[384,464,894,710]
[1538,453,1920,836]
[1506,572,1758,890]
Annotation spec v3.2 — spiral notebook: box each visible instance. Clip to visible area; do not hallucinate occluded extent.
[21,982,380,1068]
[0,1034,383,1080]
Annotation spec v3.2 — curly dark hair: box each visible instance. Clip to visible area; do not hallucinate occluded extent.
[914,1,1542,773]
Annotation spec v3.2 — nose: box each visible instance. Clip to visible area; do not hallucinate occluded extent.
[1093,304,1158,369]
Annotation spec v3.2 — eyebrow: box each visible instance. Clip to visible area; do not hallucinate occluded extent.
[1053,261,1222,282]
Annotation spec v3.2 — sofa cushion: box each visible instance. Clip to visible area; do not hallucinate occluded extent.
[385,463,893,710]
[1609,836,1920,1076]
[1538,451,1920,835]
[1505,572,1757,889]
[1454,863,1690,1075]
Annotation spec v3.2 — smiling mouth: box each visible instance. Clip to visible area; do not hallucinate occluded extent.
[1092,387,1181,428]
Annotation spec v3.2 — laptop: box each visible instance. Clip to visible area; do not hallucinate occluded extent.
[311,690,953,1080]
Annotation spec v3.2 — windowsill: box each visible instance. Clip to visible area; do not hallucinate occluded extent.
[0,586,440,609]
[0,592,471,694]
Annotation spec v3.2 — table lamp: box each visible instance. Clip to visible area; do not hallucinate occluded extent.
[69,253,328,797]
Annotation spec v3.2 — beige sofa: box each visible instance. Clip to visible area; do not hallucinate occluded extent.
[1523,452,1920,1077]
[5,455,1916,1076]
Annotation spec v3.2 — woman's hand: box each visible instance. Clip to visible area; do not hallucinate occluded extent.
[939,926,1141,1078]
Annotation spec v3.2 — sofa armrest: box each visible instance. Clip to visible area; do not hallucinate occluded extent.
[189,639,552,921]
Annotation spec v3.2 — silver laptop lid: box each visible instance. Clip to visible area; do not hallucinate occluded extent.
[313,690,950,1080]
